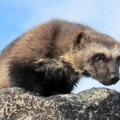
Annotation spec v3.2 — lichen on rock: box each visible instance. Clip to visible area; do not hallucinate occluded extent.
[0,87,120,120]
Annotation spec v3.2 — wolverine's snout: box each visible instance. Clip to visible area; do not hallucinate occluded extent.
[102,73,119,85]
[110,73,119,84]
[108,60,119,84]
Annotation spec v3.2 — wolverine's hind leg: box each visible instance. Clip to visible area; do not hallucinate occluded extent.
[0,60,10,88]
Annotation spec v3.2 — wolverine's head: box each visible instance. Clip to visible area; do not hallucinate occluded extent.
[73,31,120,85]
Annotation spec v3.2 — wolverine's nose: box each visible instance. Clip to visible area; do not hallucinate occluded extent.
[110,74,119,84]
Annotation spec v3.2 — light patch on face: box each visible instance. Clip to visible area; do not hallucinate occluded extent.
[84,42,120,59]
[111,45,120,58]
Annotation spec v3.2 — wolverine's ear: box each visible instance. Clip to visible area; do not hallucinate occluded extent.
[75,32,91,48]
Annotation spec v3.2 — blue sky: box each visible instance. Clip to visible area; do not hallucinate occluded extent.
[0,0,120,93]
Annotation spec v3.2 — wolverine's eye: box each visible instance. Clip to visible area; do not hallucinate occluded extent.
[94,54,105,62]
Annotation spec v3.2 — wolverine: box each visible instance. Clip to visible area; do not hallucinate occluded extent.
[0,19,120,96]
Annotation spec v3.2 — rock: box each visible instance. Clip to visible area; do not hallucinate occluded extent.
[0,87,120,120]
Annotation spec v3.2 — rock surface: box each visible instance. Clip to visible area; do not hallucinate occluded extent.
[0,87,120,120]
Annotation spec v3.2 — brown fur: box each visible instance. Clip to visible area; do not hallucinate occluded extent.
[0,19,120,96]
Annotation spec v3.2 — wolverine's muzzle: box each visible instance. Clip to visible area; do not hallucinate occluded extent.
[106,60,120,85]
[110,73,119,84]
[102,73,119,86]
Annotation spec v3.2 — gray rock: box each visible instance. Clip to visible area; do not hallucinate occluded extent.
[0,87,120,120]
